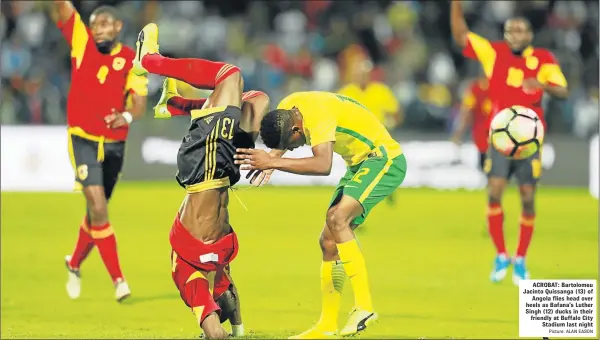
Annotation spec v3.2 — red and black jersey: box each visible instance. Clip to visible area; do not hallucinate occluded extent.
[57,11,148,141]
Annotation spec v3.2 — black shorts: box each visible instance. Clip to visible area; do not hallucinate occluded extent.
[483,147,542,185]
[176,106,254,192]
[68,134,125,200]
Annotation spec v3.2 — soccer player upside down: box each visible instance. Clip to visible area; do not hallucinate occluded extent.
[235,92,408,338]
[51,0,149,301]
[132,23,269,339]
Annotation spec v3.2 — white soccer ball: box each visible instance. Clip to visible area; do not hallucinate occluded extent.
[489,105,545,160]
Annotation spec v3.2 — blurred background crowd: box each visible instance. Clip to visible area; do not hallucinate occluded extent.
[1,0,598,138]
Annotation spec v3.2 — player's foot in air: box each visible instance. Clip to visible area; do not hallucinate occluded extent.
[340,308,378,337]
[154,78,179,119]
[288,326,337,339]
[65,255,81,299]
[132,23,159,76]
[512,256,530,285]
[114,278,131,302]
[490,253,511,282]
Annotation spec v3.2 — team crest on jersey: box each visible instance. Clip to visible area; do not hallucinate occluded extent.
[77,165,88,180]
[204,116,214,125]
[525,56,539,70]
[112,57,126,71]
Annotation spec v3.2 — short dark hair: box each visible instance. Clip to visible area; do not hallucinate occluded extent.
[507,16,532,32]
[260,109,295,149]
[91,5,121,21]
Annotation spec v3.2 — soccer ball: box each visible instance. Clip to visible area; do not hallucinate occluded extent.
[489,105,545,160]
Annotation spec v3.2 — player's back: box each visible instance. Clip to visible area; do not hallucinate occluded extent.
[279,91,401,165]
[176,106,254,191]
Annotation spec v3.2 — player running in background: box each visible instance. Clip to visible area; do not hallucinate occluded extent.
[450,0,568,284]
[450,76,492,170]
[50,0,148,301]
[235,91,407,338]
[132,23,269,339]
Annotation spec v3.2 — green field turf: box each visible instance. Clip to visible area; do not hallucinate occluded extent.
[1,184,597,339]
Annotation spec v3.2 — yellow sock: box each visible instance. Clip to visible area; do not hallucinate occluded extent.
[337,239,373,311]
[317,261,345,331]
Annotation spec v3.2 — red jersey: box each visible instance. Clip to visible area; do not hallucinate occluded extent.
[462,32,568,132]
[462,79,492,152]
[57,11,148,141]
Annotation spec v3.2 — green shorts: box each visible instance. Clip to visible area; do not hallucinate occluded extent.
[328,153,407,225]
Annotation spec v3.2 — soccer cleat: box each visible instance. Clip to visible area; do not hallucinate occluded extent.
[132,23,159,76]
[512,256,530,285]
[115,278,131,302]
[288,326,338,339]
[153,78,179,119]
[490,253,511,282]
[339,308,378,337]
[65,255,81,299]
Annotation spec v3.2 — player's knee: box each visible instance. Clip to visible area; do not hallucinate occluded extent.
[319,231,337,257]
[215,65,242,89]
[201,313,228,339]
[488,195,501,206]
[325,208,351,233]
[88,200,108,224]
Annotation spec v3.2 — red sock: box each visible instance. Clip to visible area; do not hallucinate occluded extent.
[69,218,95,269]
[91,223,124,282]
[516,214,535,257]
[167,96,207,116]
[141,54,239,89]
[487,203,506,255]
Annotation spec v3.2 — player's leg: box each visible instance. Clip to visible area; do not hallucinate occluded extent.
[133,24,241,93]
[329,154,407,336]
[65,135,107,299]
[172,251,229,339]
[512,152,541,284]
[99,142,130,301]
[214,265,244,337]
[485,148,512,282]
[290,175,355,339]
[154,78,209,119]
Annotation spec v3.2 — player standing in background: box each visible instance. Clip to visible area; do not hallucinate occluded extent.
[338,59,401,203]
[235,91,408,338]
[450,76,492,170]
[133,23,269,338]
[50,0,148,301]
[450,0,568,284]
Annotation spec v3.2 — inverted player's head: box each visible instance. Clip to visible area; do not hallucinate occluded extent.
[89,6,123,54]
[504,17,533,55]
[259,108,306,151]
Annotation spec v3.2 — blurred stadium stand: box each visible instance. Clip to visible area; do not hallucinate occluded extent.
[1,0,598,138]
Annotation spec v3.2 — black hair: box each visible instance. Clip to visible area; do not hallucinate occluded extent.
[90,5,121,22]
[507,16,532,32]
[260,109,295,149]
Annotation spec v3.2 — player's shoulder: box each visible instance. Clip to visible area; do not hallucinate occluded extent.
[116,44,136,60]
[367,81,391,92]
[278,91,327,108]
[532,48,557,63]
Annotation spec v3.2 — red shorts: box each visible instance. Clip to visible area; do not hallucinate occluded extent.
[169,215,239,324]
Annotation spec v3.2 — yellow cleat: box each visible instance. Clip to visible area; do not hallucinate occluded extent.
[339,308,378,337]
[289,326,338,339]
[153,78,179,119]
[132,23,159,76]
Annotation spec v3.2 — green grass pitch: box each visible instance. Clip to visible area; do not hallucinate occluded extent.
[1,184,597,339]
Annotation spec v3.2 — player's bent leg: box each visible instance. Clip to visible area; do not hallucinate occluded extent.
[213,266,244,337]
[513,184,536,285]
[326,198,378,337]
[487,177,511,282]
[65,215,94,299]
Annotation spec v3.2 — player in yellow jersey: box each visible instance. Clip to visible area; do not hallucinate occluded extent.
[234,91,407,338]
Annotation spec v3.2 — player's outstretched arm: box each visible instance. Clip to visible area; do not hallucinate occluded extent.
[235,142,334,176]
[450,0,469,48]
[50,0,75,24]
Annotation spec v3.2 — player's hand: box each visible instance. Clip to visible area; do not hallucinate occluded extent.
[104,109,129,129]
[234,148,274,171]
[522,78,543,94]
[246,169,274,186]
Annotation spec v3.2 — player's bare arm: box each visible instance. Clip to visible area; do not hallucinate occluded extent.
[105,94,148,129]
[239,92,270,141]
[235,142,334,176]
[523,78,569,99]
[50,0,75,23]
[450,0,469,48]
[450,100,474,145]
